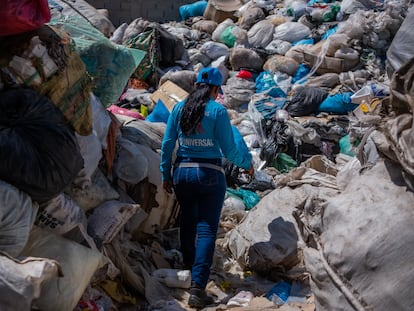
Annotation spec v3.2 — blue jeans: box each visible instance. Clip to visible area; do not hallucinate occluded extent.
[173,158,226,289]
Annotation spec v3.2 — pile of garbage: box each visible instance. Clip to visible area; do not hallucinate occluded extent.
[1,0,414,310]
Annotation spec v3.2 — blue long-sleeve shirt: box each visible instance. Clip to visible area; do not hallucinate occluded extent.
[160,99,252,181]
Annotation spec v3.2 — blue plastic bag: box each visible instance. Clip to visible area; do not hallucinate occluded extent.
[292,38,314,46]
[321,25,338,40]
[256,71,286,98]
[146,99,170,123]
[266,281,292,306]
[317,92,358,114]
[292,64,311,84]
[179,1,208,20]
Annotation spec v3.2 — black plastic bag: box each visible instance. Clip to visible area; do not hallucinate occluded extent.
[0,88,84,202]
[157,25,185,67]
[286,86,328,117]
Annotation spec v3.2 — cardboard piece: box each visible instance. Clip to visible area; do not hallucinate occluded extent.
[150,80,189,112]
[303,41,359,74]
[203,0,244,23]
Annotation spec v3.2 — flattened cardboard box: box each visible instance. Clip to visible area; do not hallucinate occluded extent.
[203,0,244,23]
[150,80,189,112]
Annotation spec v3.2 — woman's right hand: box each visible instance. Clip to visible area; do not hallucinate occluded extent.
[246,165,255,178]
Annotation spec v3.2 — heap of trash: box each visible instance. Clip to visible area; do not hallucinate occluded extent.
[1,0,414,310]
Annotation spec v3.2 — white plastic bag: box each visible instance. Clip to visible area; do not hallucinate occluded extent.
[273,22,311,42]
[199,41,230,60]
[247,20,274,48]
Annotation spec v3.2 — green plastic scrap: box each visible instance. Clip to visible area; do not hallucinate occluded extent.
[226,188,261,210]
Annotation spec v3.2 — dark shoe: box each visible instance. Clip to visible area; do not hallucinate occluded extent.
[188,282,214,309]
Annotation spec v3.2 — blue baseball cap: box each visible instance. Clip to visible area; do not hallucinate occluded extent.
[196,67,223,86]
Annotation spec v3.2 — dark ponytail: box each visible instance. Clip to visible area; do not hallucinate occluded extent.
[180,83,211,136]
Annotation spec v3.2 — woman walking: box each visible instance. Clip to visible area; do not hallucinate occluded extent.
[160,67,254,308]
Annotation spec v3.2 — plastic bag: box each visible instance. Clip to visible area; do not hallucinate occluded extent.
[222,76,256,108]
[266,281,292,306]
[265,39,292,55]
[273,22,311,43]
[263,55,300,77]
[147,99,170,123]
[0,0,51,36]
[212,18,234,42]
[220,25,237,47]
[199,41,230,60]
[286,86,328,117]
[247,20,275,48]
[317,92,357,114]
[179,1,208,20]
[0,88,83,203]
[272,153,298,173]
[239,6,265,30]
[229,47,264,72]
[226,188,261,210]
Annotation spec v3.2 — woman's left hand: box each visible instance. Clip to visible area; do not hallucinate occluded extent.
[163,181,173,194]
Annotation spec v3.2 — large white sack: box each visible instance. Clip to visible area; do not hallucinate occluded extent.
[302,160,414,311]
[0,181,38,257]
[0,252,61,311]
[36,193,88,244]
[225,183,332,273]
[21,227,106,311]
[87,200,140,246]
